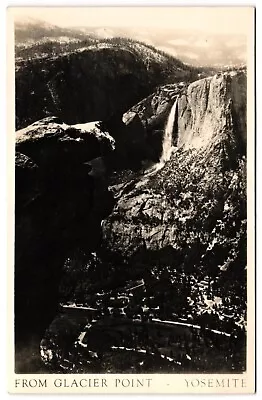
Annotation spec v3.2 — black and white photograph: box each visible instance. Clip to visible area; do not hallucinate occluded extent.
[8,5,255,394]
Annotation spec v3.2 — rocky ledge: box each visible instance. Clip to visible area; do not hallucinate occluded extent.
[15,116,115,343]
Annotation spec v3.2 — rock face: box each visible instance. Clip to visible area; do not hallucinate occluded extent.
[16,44,197,130]
[127,82,186,129]
[121,70,246,163]
[102,71,247,325]
[123,82,187,161]
[15,117,115,344]
[177,71,247,149]
[100,111,147,171]
[103,71,246,254]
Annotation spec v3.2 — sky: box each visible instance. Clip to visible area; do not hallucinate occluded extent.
[12,6,253,36]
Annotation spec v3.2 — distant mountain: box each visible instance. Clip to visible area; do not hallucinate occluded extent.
[15,27,204,130]
[15,18,91,45]
[15,19,246,67]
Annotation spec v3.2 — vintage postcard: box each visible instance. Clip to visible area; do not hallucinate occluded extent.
[7,6,255,394]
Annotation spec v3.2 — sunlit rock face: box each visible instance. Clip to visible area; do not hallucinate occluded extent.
[177,71,246,150]
[98,73,247,367]
[102,71,247,271]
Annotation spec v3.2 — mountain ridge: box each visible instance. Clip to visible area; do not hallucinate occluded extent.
[15,18,247,67]
[15,37,201,131]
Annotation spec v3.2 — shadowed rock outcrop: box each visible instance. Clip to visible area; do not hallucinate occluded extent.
[100,111,147,171]
[15,117,115,347]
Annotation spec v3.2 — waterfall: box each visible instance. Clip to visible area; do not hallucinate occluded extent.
[143,95,179,179]
[160,96,178,164]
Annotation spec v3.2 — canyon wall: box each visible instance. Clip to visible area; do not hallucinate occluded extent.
[102,72,247,268]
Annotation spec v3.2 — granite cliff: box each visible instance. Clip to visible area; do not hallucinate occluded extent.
[101,70,247,329]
